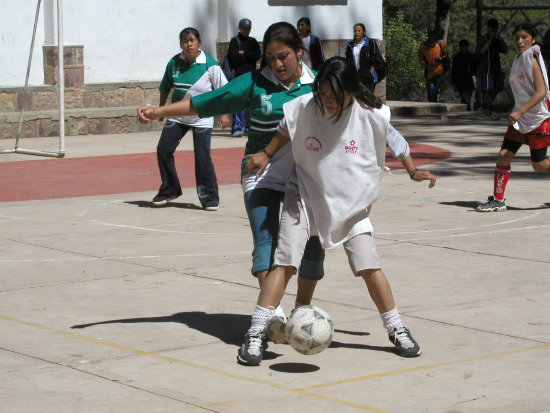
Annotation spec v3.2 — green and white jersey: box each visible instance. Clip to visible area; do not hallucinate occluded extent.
[192,63,315,192]
[159,50,227,128]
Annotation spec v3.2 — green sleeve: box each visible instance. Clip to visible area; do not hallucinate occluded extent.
[159,59,174,94]
[191,72,254,117]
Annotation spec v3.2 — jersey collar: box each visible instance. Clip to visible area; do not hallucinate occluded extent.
[179,49,206,65]
[260,61,315,90]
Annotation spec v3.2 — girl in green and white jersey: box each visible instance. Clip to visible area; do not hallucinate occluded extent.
[138,22,325,308]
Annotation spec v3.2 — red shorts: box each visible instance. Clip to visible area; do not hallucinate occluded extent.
[504,117,550,149]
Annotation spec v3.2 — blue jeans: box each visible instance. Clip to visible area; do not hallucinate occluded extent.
[426,74,442,102]
[243,188,325,279]
[156,121,219,207]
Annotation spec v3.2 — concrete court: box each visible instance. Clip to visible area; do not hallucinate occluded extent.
[1,110,549,413]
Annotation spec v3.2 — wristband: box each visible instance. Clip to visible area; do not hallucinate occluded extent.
[409,169,418,179]
[264,149,273,158]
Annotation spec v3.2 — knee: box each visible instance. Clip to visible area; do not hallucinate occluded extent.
[497,150,514,165]
[531,161,548,172]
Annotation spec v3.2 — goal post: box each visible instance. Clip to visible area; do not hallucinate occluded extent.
[0,0,65,158]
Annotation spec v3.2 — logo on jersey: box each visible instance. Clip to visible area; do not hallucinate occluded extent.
[305,136,322,152]
[345,139,358,154]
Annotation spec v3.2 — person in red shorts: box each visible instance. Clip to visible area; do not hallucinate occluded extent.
[477,22,550,212]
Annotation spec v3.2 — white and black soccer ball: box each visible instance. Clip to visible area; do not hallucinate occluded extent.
[285,305,334,355]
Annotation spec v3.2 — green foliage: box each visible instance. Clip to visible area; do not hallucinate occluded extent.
[384,12,425,100]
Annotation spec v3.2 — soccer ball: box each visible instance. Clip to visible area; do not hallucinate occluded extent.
[285,305,334,355]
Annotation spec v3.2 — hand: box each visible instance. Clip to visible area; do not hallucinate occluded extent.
[412,170,436,188]
[219,114,231,129]
[137,106,160,124]
[507,110,522,126]
[244,152,271,177]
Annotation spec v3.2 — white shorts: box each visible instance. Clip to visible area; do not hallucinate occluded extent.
[274,177,380,276]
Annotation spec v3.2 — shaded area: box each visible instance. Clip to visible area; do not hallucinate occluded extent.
[71,311,251,346]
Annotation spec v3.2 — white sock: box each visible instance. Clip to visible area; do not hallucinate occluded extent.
[248,305,272,334]
[380,307,403,334]
[274,303,285,317]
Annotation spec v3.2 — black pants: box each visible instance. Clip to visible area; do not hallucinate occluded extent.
[156,120,219,207]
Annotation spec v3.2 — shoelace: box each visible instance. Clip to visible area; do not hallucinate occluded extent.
[247,333,264,356]
[393,328,414,349]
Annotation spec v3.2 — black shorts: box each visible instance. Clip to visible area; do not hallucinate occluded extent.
[501,138,548,162]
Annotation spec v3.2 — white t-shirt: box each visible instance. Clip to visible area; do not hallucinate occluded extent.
[509,45,550,133]
[353,40,365,70]
[280,93,390,248]
[301,35,312,69]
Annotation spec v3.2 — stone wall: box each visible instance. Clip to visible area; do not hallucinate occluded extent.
[1,38,386,140]
[0,82,164,139]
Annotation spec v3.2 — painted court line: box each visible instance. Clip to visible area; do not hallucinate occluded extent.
[2,313,548,412]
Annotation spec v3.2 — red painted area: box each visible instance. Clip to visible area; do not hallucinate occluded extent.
[0,143,450,202]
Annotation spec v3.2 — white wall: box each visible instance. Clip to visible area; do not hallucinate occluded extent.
[0,0,382,87]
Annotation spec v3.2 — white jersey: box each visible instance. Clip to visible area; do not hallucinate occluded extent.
[168,51,228,128]
[509,45,550,133]
[281,93,390,249]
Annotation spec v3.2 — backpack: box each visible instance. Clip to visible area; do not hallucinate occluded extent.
[221,36,241,81]
[437,40,451,72]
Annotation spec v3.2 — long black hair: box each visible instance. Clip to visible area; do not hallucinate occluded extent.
[313,56,382,123]
[261,22,304,67]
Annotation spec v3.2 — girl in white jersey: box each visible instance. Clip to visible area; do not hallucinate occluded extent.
[237,57,436,366]
[477,22,550,212]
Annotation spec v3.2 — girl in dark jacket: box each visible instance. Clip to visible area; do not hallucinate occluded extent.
[345,23,387,92]
[297,17,325,71]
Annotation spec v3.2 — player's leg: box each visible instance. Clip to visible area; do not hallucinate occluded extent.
[529,147,550,172]
[153,121,187,205]
[191,127,219,210]
[477,138,520,212]
[344,233,421,357]
[296,236,325,307]
[243,188,283,287]
[238,176,309,365]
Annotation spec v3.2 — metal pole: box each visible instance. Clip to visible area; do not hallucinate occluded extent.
[57,0,65,155]
[14,0,42,150]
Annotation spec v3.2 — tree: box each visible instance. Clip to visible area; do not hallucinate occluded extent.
[384,12,425,100]
[435,0,454,41]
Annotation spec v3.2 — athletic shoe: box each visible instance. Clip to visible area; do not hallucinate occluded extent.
[389,326,422,358]
[265,305,288,344]
[232,130,242,137]
[476,195,506,212]
[152,194,179,206]
[237,331,266,366]
[203,205,219,211]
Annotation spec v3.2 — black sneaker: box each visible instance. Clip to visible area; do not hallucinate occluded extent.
[389,327,422,358]
[476,195,506,212]
[237,331,266,366]
[152,194,179,206]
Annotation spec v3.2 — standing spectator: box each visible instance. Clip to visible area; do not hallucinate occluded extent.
[296,17,325,71]
[345,23,387,93]
[452,39,477,109]
[228,18,261,137]
[476,18,508,120]
[419,27,448,102]
[153,28,229,210]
